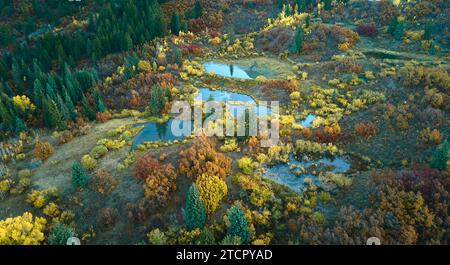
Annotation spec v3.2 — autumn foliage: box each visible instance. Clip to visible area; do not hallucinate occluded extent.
[98,207,119,229]
[354,122,378,138]
[0,212,46,245]
[196,174,228,214]
[134,153,177,207]
[34,140,54,161]
[357,23,379,37]
[315,123,342,143]
[262,79,300,94]
[96,112,111,123]
[134,153,162,180]
[179,134,232,180]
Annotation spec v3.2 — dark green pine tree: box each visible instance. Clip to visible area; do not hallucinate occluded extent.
[11,58,22,89]
[94,89,106,113]
[388,17,398,37]
[32,59,43,80]
[395,20,405,40]
[72,161,90,188]
[291,26,304,53]
[45,82,57,101]
[75,70,97,92]
[48,223,74,245]
[184,183,207,231]
[227,204,250,244]
[56,93,71,122]
[81,95,96,121]
[227,28,236,45]
[175,48,182,66]
[149,84,168,117]
[430,140,449,170]
[0,98,15,133]
[296,0,306,12]
[43,96,66,131]
[14,116,27,134]
[64,64,83,103]
[423,21,433,41]
[33,79,45,109]
[323,0,333,11]
[171,12,181,36]
[305,14,311,28]
[63,90,77,120]
[278,0,284,10]
[1,80,13,97]
[193,0,203,18]
[124,33,133,51]
[285,3,291,16]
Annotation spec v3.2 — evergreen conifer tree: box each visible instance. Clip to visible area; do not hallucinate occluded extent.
[430,140,449,170]
[227,204,250,244]
[184,183,207,231]
[72,161,90,188]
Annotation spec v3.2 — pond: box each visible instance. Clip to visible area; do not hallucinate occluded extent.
[263,154,350,193]
[298,114,316,128]
[131,88,272,148]
[131,119,189,150]
[203,62,253,79]
[195,88,271,117]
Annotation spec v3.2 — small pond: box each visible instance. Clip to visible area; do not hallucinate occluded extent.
[263,153,350,193]
[131,88,272,148]
[131,119,190,150]
[196,88,271,117]
[298,114,317,128]
[203,62,254,79]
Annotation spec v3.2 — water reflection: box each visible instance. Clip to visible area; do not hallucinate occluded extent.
[203,62,252,79]
[263,153,350,193]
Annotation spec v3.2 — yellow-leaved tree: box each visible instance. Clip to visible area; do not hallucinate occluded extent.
[0,212,47,245]
[12,95,36,113]
[195,174,228,214]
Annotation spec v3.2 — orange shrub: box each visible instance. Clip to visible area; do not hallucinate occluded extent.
[179,134,232,180]
[98,208,119,229]
[58,131,74,145]
[302,127,313,138]
[315,123,341,143]
[92,170,118,194]
[135,153,177,206]
[247,136,260,154]
[420,128,443,145]
[355,122,378,138]
[134,153,161,180]
[96,112,110,123]
[34,140,54,161]
[262,79,299,94]
[143,165,177,201]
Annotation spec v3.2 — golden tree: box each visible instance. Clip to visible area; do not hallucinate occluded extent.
[34,140,54,161]
[0,212,47,245]
[195,174,228,214]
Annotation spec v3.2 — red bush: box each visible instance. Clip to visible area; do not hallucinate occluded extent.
[98,207,119,229]
[355,122,378,138]
[315,124,342,143]
[134,153,161,180]
[357,23,378,38]
[96,112,110,123]
[179,133,232,179]
[181,44,204,56]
